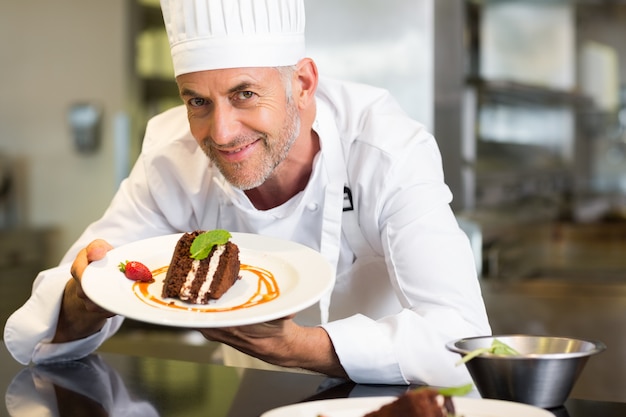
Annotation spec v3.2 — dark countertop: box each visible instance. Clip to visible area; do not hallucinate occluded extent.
[1,341,625,417]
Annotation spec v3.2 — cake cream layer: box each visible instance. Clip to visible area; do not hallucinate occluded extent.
[179,243,226,303]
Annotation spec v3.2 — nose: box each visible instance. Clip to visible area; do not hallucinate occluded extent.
[208,103,240,146]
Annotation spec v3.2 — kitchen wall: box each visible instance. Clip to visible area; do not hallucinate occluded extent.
[578,5,626,194]
[0,1,132,264]
[578,5,626,92]
[305,0,434,130]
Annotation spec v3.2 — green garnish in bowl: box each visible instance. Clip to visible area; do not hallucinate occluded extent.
[456,338,520,366]
[190,230,232,260]
[435,383,474,397]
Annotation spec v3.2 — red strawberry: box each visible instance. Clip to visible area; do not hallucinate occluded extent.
[119,260,153,282]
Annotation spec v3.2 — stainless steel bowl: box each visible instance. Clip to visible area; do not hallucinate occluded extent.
[446,335,606,408]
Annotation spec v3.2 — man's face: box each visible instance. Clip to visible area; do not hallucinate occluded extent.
[177,67,300,190]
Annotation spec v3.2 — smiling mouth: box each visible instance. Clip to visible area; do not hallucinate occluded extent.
[210,138,263,165]
[219,138,260,155]
[225,143,253,154]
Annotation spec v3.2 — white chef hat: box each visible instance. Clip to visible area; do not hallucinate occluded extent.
[160,0,306,76]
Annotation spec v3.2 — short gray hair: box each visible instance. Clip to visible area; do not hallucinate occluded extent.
[276,65,296,100]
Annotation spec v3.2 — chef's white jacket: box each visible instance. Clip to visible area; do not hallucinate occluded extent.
[4,77,491,386]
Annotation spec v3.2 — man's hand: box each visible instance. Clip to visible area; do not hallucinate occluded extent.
[196,315,348,378]
[52,239,116,343]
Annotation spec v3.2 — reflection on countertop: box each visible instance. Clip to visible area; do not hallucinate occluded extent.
[3,341,420,417]
[4,336,626,417]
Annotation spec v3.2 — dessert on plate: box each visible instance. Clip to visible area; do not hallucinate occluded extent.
[161,230,241,304]
[362,387,456,417]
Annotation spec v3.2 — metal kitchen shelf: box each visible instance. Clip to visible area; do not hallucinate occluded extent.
[467,77,592,107]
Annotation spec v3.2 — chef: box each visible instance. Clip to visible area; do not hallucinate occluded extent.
[4,0,491,386]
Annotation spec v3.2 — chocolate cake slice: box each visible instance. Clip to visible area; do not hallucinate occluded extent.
[161,230,241,304]
[363,387,456,417]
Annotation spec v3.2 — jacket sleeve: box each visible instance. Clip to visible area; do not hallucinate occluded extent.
[3,107,215,365]
[321,107,491,386]
[2,149,167,365]
[2,110,189,365]
[322,204,490,386]
[3,263,124,365]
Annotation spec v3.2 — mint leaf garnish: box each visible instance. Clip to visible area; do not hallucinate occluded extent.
[190,230,231,260]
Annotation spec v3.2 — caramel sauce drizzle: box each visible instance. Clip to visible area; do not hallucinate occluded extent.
[132,264,280,313]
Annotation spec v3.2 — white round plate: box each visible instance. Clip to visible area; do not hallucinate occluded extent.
[259,396,555,417]
[82,233,334,328]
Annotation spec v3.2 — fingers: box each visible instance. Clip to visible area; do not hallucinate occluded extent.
[86,239,114,262]
[70,249,88,291]
[70,239,113,283]
[193,318,305,368]
[196,315,296,343]
[69,239,115,316]
[268,313,297,323]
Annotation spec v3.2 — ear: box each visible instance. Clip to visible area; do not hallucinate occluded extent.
[293,58,318,109]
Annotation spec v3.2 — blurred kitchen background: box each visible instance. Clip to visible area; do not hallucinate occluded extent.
[2,0,626,404]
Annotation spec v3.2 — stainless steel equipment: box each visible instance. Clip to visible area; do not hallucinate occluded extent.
[447,334,606,408]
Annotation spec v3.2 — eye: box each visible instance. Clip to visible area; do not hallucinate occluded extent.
[235,91,255,101]
[188,97,207,107]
